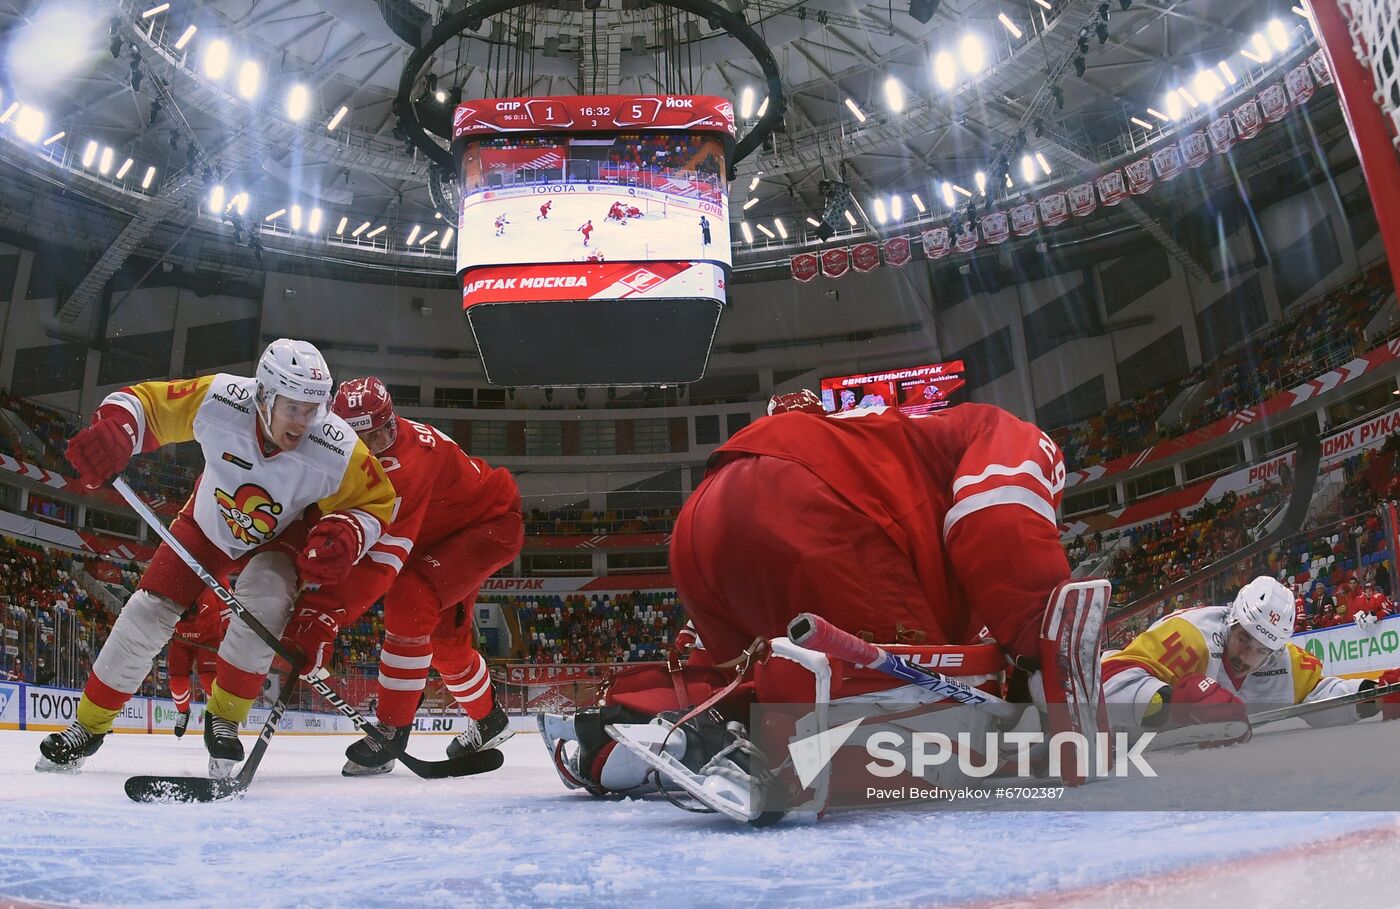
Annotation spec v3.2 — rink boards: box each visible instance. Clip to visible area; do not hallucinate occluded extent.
[0,681,482,735]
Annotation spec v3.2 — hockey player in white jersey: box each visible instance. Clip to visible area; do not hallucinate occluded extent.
[36,339,397,776]
[1103,576,1400,740]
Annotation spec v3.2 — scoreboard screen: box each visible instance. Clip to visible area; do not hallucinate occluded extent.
[819,360,967,415]
[452,95,735,386]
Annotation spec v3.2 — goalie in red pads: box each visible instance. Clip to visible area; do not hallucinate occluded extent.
[280,377,524,775]
[543,395,1109,820]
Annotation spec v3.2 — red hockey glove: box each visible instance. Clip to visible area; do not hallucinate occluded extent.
[296,514,363,587]
[1373,668,1400,721]
[65,411,138,490]
[1171,673,1251,744]
[280,603,346,678]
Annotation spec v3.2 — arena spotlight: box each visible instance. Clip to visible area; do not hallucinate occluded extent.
[843,210,857,226]
[774,218,787,239]
[174,25,196,49]
[1249,32,1272,61]
[1266,18,1290,51]
[756,96,769,117]
[755,223,775,239]
[890,195,903,220]
[440,227,454,248]
[352,221,369,237]
[1130,116,1153,129]
[740,221,754,243]
[933,52,956,89]
[141,166,155,189]
[1020,155,1036,184]
[115,158,132,178]
[308,209,323,234]
[740,86,755,119]
[843,98,866,123]
[141,3,170,17]
[908,0,939,24]
[959,33,985,73]
[326,105,348,131]
[806,217,821,227]
[13,106,44,144]
[366,225,387,238]
[98,147,115,174]
[941,180,957,207]
[232,192,249,215]
[883,77,905,112]
[207,184,225,213]
[202,40,230,79]
[264,208,286,221]
[972,172,986,196]
[286,84,310,121]
[336,216,348,235]
[237,61,260,99]
[1165,91,1183,120]
[997,13,1021,38]
[911,193,926,213]
[291,204,303,230]
[1035,152,1052,175]
[406,224,421,244]
[873,197,888,224]
[742,197,758,210]
[82,140,97,168]
[1218,60,1237,84]
[419,229,438,245]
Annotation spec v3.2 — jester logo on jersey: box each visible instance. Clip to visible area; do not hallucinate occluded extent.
[214,484,284,545]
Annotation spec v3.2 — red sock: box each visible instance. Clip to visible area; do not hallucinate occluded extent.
[377,632,433,727]
[436,648,492,721]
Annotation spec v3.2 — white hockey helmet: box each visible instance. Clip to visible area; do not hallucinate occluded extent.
[1228,576,1295,651]
[254,338,333,428]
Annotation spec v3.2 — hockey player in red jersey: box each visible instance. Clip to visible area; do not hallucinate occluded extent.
[537,200,553,221]
[281,377,524,775]
[545,395,1108,820]
[578,220,593,245]
[166,592,229,738]
[607,201,626,223]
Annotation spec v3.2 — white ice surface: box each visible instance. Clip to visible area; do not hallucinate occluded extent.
[1,726,1397,909]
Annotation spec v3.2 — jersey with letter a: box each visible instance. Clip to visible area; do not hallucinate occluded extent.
[1101,605,1363,727]
[101,374,396,560]
[709,402,1070,652]
[365,418,520,576]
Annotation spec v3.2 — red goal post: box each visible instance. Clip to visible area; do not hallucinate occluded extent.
[1309,0,1400,291]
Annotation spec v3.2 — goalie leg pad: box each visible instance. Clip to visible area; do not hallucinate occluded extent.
[1036,579,1112,786]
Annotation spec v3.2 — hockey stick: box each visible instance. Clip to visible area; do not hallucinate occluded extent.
[124,674,298,802]
[1247,679,1400,727]
[111,477,503,781]
[786,613,1018,717]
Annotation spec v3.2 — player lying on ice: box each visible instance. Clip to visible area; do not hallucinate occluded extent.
[277,377,523,775]
[1102,575,1400,744]
[36,339,397,777]
[539,390,1114,823]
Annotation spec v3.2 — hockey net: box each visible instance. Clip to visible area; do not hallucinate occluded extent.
[1313,0,1400,285]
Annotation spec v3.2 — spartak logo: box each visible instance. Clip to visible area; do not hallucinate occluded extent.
[453,106,476,130]
[618,267,663,292]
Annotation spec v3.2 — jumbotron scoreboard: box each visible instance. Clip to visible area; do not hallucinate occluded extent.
[452,94,735,386]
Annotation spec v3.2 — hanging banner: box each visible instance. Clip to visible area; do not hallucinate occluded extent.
[1285,63,1316,105]
[1124,157,1155,194]
[1151,144,1183,181]
[851,242,881,272]
[921,226,951,259]
[1095,171,1127,207]
[1207,115,1236,154]
[1234,98,1264,139]
[1309,48,1333,85]
[1039,192,1070,227]
[789,252,819,283]
[883,235,912,267]
[1180,131,1210,168]
[1067,182,1098,216]
[1010,203,1039,237]
[980,211,1010,245]
[1259,83,1291,122]
[953,222,978,253]
[820,247,850,278]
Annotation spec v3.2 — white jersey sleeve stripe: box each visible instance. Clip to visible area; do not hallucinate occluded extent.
[377,533,415,553]
[102,390,146,453]
[943,486,1057,541]
[366,550,405,573]
[343,508,383,559]
[952,459,1059,498]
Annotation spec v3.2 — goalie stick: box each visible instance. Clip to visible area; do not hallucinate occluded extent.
[1247,679,1400,727]
[112,477,503,782]
[124,674,299,802]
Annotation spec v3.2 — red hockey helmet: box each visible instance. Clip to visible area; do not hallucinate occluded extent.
[333,377,397,452]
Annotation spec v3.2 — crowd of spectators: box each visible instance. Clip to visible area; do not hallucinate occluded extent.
[502,590,685,664]
[1049,261,1394,471]
[0,536,115,689]
[523,505,677,535]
